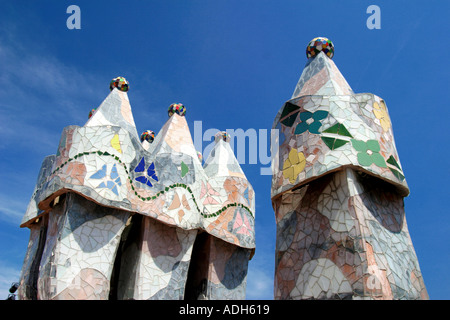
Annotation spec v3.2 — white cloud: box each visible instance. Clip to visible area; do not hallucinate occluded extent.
[246,264,273,300]
[0,37,106,154]
[0,193,29,225]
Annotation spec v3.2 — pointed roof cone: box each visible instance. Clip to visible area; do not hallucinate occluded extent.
[149,110,199,161]
[85,79,139,140]
[291,48,353,99]
[203,131,246,179]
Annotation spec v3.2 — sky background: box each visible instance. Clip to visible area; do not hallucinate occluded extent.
[0,0,448,300]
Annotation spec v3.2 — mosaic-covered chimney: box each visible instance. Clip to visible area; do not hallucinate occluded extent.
[271,37,428,300]
[18,77,255,300]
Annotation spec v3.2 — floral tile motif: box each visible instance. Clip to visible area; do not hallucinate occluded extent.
[294,110,329,134]
[271,37,426,301]
[373,100,391,132]
[200,181,220,205]
[351,139,387,168]
[282,148,306,184]
[233,210,252,236]
[89,163,122,196]
[20,77,256,301]
[134,157,159,187]
[271,42,409,199]
[110,134,122,154]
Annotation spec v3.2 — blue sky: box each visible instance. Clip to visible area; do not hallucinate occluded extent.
[0,0,448,300]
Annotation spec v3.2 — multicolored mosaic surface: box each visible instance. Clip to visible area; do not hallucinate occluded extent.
[168,103,186,117]
[109,76,129,92]
[306,37,334,59]
[18,77,255,300]
[140,129,155,143]
[88,108,96,119]
[271,38,428,299]
[215,131,231,143]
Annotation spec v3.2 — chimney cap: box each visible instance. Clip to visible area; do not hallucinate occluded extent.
[306,37,334,59]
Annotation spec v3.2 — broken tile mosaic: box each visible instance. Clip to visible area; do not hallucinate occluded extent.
[306,37,334,59]
[271,37,428,300]
[140,130,155,143]
[168,103,186,117]
[109,76,129,92]
[17,77,255,300]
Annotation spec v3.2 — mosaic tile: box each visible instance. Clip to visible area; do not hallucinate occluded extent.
[282,148,306,184]
[140,130,155,143]
[88,109,96,119]
[351,139,387,168]
[294,110,328,134]
[168,103,186,117]
[272,38,427,300]
[306,37,334,59]
[273,45,409,198]
[18,77,255,300]
[109,76,129,92]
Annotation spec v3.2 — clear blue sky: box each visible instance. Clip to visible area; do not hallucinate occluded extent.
[0,0,448,300]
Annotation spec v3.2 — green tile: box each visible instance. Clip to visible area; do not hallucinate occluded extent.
[181,161,189,178]
[357,152,373,166]
[371,153,387,168]
[323,123,353,138]
[337,124,352,138]
[295,121,309,134]
[321,137,335,149]
[323,123,340,134]
[312,110,329,121]
[280,102,300,119]
[281,112,299,127]
[389,167,405,181]
[333,139,348,149]
[387,155,401,170]
[351,139,367,152]
[321,137,348,150]
[366,140,380,152]
[308,121,322,134]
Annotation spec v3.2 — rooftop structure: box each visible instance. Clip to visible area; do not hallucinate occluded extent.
[271,37,428,300]
[17,78,255,300]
